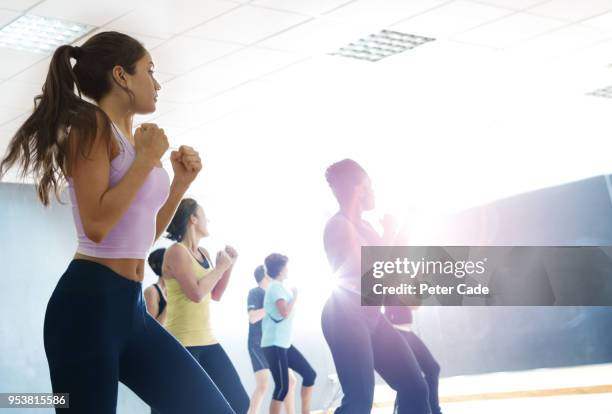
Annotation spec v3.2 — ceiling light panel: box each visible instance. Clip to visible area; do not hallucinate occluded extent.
[587,85,612,99]
[0,14,93,54]
[331,29,435,62]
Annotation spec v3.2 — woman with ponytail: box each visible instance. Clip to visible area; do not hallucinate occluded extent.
[162,198,250,414]
[0,32,235,413]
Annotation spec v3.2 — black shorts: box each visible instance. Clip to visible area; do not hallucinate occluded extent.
[248,342,269,372]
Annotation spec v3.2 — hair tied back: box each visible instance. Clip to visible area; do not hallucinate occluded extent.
[71,46,82,60]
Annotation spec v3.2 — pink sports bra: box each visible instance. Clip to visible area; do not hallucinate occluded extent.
[67,123,170,259]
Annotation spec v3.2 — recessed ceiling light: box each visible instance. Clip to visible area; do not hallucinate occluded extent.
[0,15,94,54]
[331,29,435,62]
[587,85,612,99]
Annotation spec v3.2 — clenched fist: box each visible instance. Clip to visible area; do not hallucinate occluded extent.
[134,123,168,167]
[216,250,232,272]
[171,145,202,185]
[224,245,238,262]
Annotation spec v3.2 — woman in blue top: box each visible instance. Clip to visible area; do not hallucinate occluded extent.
[261,253,317,414]
[247,265,297,414]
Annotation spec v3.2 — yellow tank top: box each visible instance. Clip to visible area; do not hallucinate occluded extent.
[164,243,217,347]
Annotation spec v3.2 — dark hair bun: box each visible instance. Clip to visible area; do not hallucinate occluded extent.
[147,248,166,277]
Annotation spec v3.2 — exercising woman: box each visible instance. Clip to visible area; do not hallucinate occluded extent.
[321,159,430,414]
[144,248,168,324]
[0,32,234,413]
[163,198,250,414]
[261,253,316,414]
[247,264,296,414]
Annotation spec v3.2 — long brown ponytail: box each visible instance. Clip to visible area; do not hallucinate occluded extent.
[0,31,146,206]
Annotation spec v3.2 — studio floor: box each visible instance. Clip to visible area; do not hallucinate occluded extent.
[319,363,612,413]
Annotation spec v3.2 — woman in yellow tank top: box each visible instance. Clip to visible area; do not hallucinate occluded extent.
[162,198,250,414]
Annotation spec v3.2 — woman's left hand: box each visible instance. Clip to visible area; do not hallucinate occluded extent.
[171,146,202,185]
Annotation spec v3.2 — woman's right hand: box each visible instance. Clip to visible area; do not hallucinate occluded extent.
[216,250,232,272]
[134,123,168,166]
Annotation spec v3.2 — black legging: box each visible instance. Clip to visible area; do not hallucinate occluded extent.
[186,344,250,414]
[43,259,235,414]
[321,288,430,414]
[262,345,317,401]
[395,331,441,414]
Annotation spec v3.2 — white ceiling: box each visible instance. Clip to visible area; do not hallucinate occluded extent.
[1,0,612,215]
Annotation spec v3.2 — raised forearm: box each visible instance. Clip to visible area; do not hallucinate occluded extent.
[193,266,226,300]
[249,309,266,323]
[154,178,190,241]
[212,265,233,301]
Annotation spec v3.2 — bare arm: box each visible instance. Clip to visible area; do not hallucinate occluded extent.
[248,309,266,324]
[164,245,230,303]
[212,265,232,301]
[323,217,364,281]
[143,287,159,319]
[211,245,237,301]
[70,118,166,243]
[275,297,297,319]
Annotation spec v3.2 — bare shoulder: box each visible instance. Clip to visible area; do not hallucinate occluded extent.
[68,110,111,146]
[165,243,189,261]
[324,214,354,238]
[66,110,117,176]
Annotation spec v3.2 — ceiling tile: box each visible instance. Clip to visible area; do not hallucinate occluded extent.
[0,112,29,145]
[153,79,271,128]
[582,10,612,33]
[323,0,450,28]
[0,81,41,111]
[258,16,375,54]
[186,5,309,45]
[0,48,45,82]
[161,46,303,103]
[29,0,136,26]
[454,12,566,48]
[508,24,612,59]
[391,0,513,38]
[0,106,27,125]
[563,36,612,67]
[153,71,176,84]
[0,1,40,12]
[107,0,239,39]
[527,0,612,22]
[251,0,352,16]
[473,0,547,10]
[9,56,50,85]
[151,36,242,75]
[0,7,18,26]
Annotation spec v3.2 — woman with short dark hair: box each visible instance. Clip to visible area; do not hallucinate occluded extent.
[261,253,316,414]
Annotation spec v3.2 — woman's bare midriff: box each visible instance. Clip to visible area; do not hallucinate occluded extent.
[74,253,146,282]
